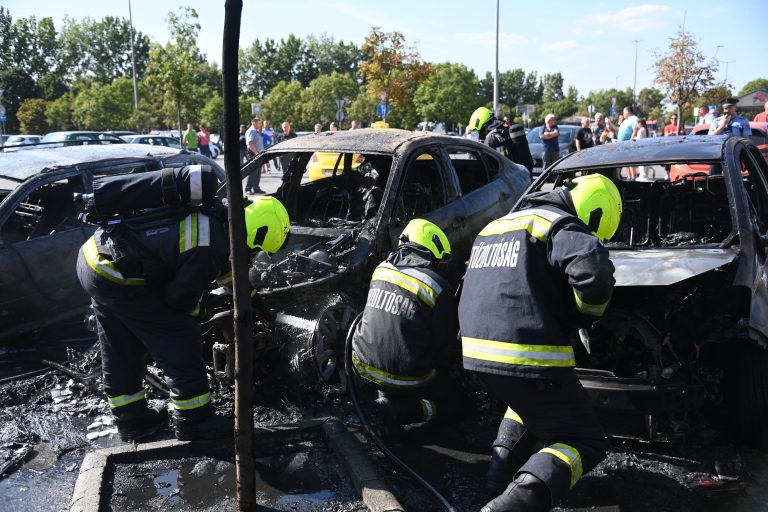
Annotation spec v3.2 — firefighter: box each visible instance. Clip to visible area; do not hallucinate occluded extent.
[458,174,622,511]
[351,218,466,432]
[468,106,535,175]
[76,195,290,442]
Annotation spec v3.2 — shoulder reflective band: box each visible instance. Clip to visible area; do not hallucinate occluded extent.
[479,208,562,243]
[540,443,583,488]
[373,263,439,307]
[420,399,436,422]
[352,353,437,388]
[83,237,146,286]
[171,392,211,411]
[188,165,203,204]
[573,289,608,316]
[216,271,233,288]
[504,407,524,425]
[108,389,146,409]
[462,337,575,367]
[179,212,211,253]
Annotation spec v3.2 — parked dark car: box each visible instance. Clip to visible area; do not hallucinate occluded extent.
[523,134,768,446]
[41,131,125,147]
[0,145,224,340]
[207,129,530,384]
[526,124,580,175]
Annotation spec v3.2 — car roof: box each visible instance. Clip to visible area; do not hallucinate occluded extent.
[267,128,463,154]
[553,135,729,170]
[0,144,182,181]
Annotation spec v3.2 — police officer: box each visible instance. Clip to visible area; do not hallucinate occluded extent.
[77,195,290,442]
[468,106,535,175]
[351,219,466,431]
[458,174,622,511]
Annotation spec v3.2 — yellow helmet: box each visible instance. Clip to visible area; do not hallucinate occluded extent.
[568,174,623,241]
[468,106,496,133]
[244,196,290,253]
[399,218,451,260]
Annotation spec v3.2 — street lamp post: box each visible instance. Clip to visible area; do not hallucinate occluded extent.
[128,0,139,110]
[722,60,735,84]
[615,75,621,90]
[632,39,641,106]
[493,0,499,116]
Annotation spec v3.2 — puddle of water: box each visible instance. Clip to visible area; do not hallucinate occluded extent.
[153,468,180,505]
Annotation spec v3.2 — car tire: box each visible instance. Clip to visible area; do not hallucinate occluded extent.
[310,303,359,386]
[725,344,768,448]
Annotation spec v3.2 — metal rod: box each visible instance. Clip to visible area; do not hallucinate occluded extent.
[222,1,256,509]
[493,0,499,116]
[128,0,139,111]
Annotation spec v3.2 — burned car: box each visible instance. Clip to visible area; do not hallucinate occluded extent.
[525,134,768,445]
[209,129,530,384]
[0,145,224,341]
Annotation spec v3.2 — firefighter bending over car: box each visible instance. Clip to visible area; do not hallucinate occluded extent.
[351,218,468,433]
[469,106,535,176]
[459,174,622,511]
[76,168,290,442]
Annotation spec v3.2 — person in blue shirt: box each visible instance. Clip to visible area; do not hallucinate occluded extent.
[616,106,639,142]
[540,114,560,171]
[708,98,752,137]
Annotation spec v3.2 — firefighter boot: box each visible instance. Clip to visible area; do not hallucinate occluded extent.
[174,404,233,441]
[480,472,551,512]
[114,403,169,443]
[485,445,524,496]
[370,396,404,438]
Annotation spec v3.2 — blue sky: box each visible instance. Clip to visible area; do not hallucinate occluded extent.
[4,0,765,98]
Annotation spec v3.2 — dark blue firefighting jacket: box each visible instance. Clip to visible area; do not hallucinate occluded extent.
[458,188,615,378]
[352,244,458,389]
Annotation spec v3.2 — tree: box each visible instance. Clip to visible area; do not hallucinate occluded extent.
[299,72,359,129]
[541,73,565,102]
[696,85,733,117]
[653,29,718,133]
[348,87,379,127]
[262,80,303,128]
[414,63,478,130]
[143,7,205,135]
[16,98,51,134]
[478,69,542,115]
[71,77,135,130]
[738,78,768,96]
[636,87,665,120]
[200,94,224,133]
[358,28,432,111]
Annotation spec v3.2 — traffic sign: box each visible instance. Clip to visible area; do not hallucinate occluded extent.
[336,99,346,110]
[251,103,261,117]
[588,104,595,114]
[335,110,345,123]
[0,115,6,122]
[0,104,5,116]
[376,102,391,116]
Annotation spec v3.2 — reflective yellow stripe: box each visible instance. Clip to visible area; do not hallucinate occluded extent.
[216,271,233,287]
[82,237,146,286]
[420,399,436,421]
[352,353,436,388]
[504,407,524,425]
[573,289,608,316]
[540,443,583,488]
[172,392,211,411]
[108,389,146,409]
[479,216,552,243]
[462,337,575,367]
[372,264,438,307]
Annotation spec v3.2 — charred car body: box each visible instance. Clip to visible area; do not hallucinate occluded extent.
[0,145,224,341]
[526,135,768,445]
[208,129,530,384]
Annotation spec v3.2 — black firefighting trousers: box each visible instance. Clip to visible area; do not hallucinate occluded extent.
[78,265,209,417]
[479,372,608,504]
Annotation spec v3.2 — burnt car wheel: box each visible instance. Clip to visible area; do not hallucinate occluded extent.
[311,304,359,384]
[726,345,768,448]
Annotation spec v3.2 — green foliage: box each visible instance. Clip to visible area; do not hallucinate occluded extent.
[738,78,768,96]
[200,94,224,133]
[581,88,635,122]
[636,88,665,120]
[414,63,478,128]
[478,69,542,112]
[239,96,258,126]
[16,98,51,134]
[46,91,76,131]
[71,77,135,130]
[349,87,380,127]
[542,73,565,102]
[299,73,360,129]
[262,81,303,128]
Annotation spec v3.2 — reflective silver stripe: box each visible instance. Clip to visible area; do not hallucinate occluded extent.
[503,208,562,223]
[397,267,443,296]
[183,214,194,252]
[375,263,438,307]
[421,399,435,422]
[189,165,202,204]
[171,392,211,411]
[462,337,576,367]
[540,443,583,488]
[352,353,436,388]
[197,213,210,247]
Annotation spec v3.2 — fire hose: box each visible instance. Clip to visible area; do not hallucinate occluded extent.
[344,312,459,512]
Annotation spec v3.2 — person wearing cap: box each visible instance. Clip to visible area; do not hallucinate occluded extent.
[460,174,622,512]
[709,98,752,137]
[351,218,468,433]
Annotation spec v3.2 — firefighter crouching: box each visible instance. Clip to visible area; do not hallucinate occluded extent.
[351,219,468,433]
[458,174,622,511]
[76,194,290,442]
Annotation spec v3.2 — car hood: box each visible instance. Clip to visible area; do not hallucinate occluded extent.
[609,248,739,286]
